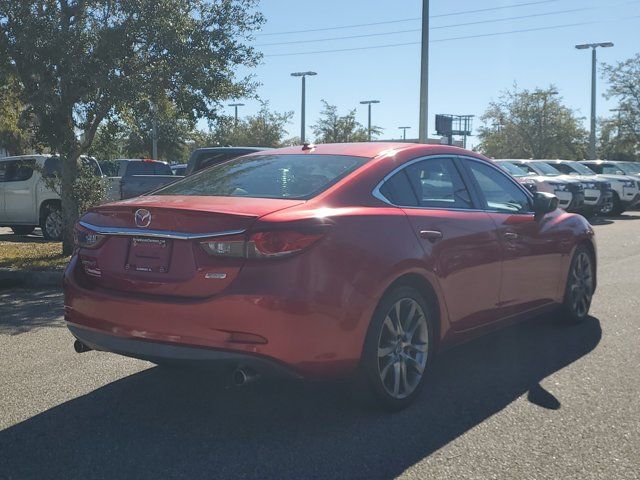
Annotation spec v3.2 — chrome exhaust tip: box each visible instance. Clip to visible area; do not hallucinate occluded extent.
[232,367,259,386]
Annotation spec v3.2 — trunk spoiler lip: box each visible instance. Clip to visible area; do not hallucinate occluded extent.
[79,221,245,241]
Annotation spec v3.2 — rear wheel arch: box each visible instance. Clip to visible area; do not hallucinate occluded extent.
[376,273,444,351]
[39,199,61,223]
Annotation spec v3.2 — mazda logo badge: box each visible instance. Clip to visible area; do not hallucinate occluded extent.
[134,209,152,228]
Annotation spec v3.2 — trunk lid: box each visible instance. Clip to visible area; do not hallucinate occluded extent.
[77,196,303,298]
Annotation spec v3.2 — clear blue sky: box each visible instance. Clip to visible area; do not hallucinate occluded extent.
[221,0,640,147]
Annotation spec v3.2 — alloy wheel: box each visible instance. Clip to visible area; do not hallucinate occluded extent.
[45,210,63,240]
[569,251,593,318]
[377,298,429,399]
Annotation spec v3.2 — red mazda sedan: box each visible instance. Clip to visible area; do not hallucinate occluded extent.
[64,143,596,409]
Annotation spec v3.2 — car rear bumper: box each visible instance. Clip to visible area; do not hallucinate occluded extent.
[63,257,364,380]
[68,324,301,378]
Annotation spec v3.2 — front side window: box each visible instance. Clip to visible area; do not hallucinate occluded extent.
[0,160,35,182]
[156,154,369,199]
[465,160,531,214]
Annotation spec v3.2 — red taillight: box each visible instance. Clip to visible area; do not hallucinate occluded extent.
[199,228,327,259]
[248,231,324,258]
[74,223,106,249]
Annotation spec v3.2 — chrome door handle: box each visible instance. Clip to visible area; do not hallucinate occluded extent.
[420,230,443,243]
[503,232,519,240]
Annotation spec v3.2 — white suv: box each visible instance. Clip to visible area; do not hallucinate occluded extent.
[545,159,638,215]
[0,155,101,240]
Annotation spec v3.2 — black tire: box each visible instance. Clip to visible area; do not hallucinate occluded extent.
[559,245,595,324]
[357,285,436,411]
[10,226,36,235]
[40,204,63,241]
[609,193,625,216]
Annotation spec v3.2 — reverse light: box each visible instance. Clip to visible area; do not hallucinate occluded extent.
[199,227,329,259]
[199,234,245,258]
[74,224,106,249]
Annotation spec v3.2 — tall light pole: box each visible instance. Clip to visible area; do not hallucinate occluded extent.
[418,0,429,143]
[399,126,411,140]
[360,100,380,141]
[228,103,245,125]
[291,71,317,143]
[575,42,614,159]
[151,102,158,160]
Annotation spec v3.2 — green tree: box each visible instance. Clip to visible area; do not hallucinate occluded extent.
[0,73,38,155]
[204,102,293,148]
[0,0,263,253]
[599,54,640,160]
[477,85,588,159]
[312,100,381,143]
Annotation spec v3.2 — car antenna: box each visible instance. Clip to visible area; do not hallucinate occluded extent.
[302,142,315,151]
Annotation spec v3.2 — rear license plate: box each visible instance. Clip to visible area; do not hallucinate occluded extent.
[125,237,173,273]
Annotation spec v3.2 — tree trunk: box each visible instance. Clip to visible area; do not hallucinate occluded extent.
[61,150,81,255]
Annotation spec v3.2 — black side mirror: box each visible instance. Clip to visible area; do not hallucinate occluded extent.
[533,191,558,216]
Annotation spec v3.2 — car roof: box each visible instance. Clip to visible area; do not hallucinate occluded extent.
[193,146,271,153]
[245,142,475,159]
[0,154,53,161]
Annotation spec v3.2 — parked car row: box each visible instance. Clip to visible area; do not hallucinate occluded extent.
[495,159,640,217]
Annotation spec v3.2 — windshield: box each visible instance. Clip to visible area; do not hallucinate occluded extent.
[568,162,597,175]
[155,154,369,199]
[497,161,528,177]
[530,162,562,176]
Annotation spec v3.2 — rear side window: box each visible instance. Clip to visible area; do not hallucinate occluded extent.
[156,154,369,199]
[0,159,35,182]
[465,160,531,214]
[404,157,473,209]
[43,157,62,177]
[379,171,419,206]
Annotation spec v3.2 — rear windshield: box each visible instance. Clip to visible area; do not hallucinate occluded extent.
[126,161,172,176]
[155,154,369,199]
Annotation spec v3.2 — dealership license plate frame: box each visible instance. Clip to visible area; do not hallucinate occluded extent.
[125,237,173,274]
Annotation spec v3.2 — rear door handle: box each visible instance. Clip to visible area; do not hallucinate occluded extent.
[503,232,519,240]
[420,230,443,243]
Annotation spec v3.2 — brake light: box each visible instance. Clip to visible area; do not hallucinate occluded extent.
[199,229,327,259]
[248,231,324,258]
[74,223,106,249]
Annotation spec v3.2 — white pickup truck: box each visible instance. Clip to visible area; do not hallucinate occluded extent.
[0,154,102,240]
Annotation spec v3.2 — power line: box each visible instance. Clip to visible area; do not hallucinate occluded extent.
[264,16,639,57]
[256,7,595,47]
[255,0,562,37]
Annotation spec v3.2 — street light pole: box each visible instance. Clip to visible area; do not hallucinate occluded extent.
[360,100,380,141]
[575,42,614,159]
[418,0,429,143]
[399,126,411,140]
[151,102,158,160]
[291,71,317,143]
[228,103,245,125]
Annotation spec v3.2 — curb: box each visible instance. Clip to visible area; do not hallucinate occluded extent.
[0,269,63,289]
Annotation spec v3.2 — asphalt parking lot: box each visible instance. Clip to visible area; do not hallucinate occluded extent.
[1,216,639,480]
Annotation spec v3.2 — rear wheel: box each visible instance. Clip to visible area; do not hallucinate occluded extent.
[41,205,63,241]
[358,285,435,411]
[10,226,35,235]
[560,246,595,324]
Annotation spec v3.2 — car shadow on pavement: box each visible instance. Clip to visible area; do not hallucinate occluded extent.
[0,289,64,335]
[0,314,601,480]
